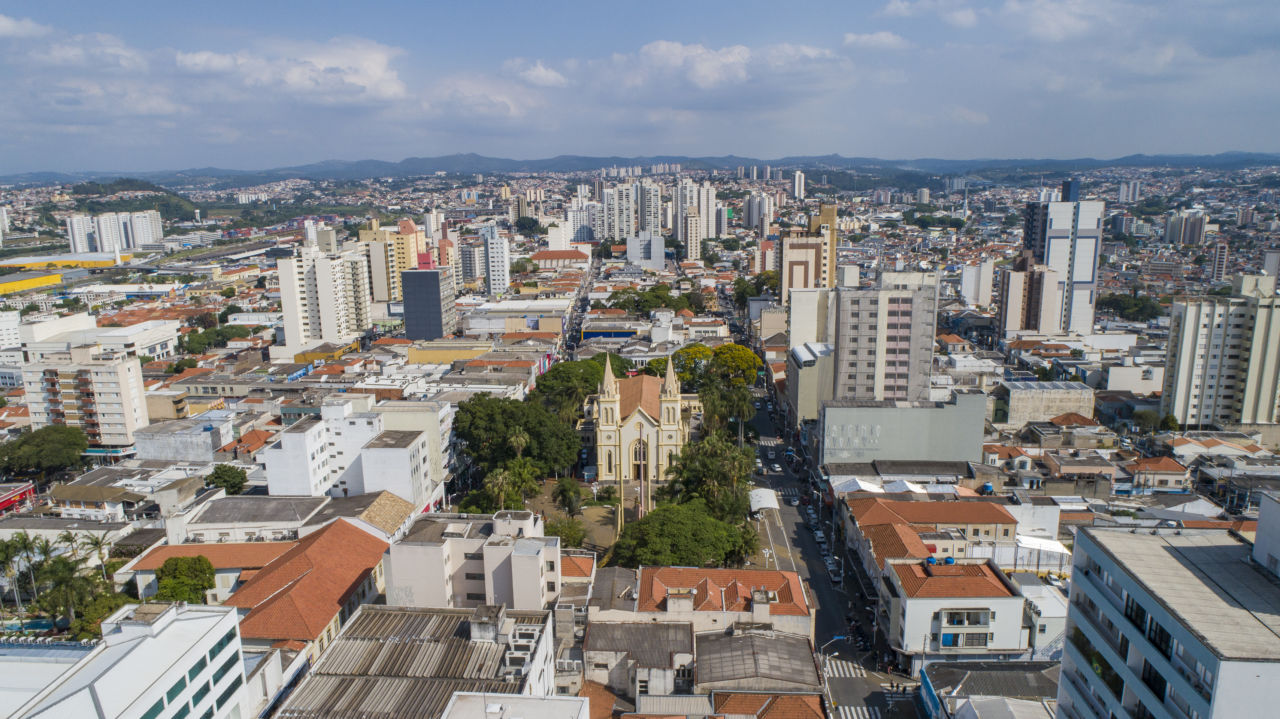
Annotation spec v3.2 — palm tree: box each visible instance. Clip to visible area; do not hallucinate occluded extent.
[508,429,530,461]
[553,476,581,516]
[9,532,37,599]
[80,533,111,582]
[32,538,54,593]
[0,541,23,621]
[37,555,94,627]
[484,469,512,512]
[56,531,80,559]
[725,385,755,448]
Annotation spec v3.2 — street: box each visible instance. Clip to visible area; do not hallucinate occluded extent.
[747,391,918,719]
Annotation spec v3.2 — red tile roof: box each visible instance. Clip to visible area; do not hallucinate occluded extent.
[892,562,1013,598]
[562,554,596,578]
[713,693,824,719]
[1126,456,1187,473]
[845,497,1017,527]
[616,374,664,421]
[636,567,809,616]
[1050,412,1098,426]
[132,542,295,572]
[861,523,931,569]
[223,519,388,642]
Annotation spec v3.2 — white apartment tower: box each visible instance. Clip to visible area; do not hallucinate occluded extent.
[635,181,662,233]
[94,213,125,254]
[1211,242,1230,282]
[793,170,806,200]
[602,186,636,242]
[1023,199,1105,334]
[1162,274,1280,427]
[482,222,510,297]
[278,246,372,349]
[22,344,149,446]
[682,209,703,261]
[66,214,94,253]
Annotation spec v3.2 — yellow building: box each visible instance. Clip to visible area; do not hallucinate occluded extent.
[293,340,360,364]
[807,203,838,287]
[0,271,64,295]
[357,219,426,303]
[405,338,493,364]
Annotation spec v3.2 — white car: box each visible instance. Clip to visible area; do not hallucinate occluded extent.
[771,464,783,473]
[787,497,800,506]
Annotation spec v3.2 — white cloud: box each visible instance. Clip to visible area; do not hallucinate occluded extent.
[637,40,752,89]
[0,14,50,38]
[175,38,407,103]
[949,105,990,124]
[503,59,569,87]
[880,0,977,28]
[1000,0,1100,40]
[34,33,146,70]
[843,31,911,50]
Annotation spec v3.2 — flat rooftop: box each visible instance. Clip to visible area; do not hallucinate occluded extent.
[364,430,422,449]
[1086,528,1280,661]
[190,495,327,525]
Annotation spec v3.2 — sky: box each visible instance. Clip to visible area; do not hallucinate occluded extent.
[1,0,1278,173]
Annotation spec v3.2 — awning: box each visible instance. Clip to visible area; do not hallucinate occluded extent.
[749,488,780,513]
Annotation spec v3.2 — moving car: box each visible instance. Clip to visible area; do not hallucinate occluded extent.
[771,463,782,473]
[787,496,800,506]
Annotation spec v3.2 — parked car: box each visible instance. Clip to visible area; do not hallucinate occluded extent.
[771,463,782,473]
[787,496,800,506]
[831,566,844,585]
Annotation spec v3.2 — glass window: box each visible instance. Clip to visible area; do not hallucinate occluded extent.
[215,675,243,710]
[188,657,207,681]
[166,677,187,703]
[141,698,165,719]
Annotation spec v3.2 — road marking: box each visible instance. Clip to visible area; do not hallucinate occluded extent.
[835,706,880,719]
[824,658,867,678]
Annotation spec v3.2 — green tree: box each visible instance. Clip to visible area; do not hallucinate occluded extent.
[220,287,237,298]
[662,434,754,523]
[0,425,90,480]
[612,500,756,568]
[671,344,713,387]
[545,518,586,548]
[67,592,132,639]
[483,469,513,512]
[1131,410,1160,433]
[205,464,247,495]
[0,540,25,617]
[587,352,633,377]
[515,216,541,237]
[531,360,605,423]
[190,312,218,329]
[709,343,763,386]
[36,555,96,625]
[154,555,215,604]
[170,357,199,373]
[1159,414,1180,431]
[553,476,582,516]
[79,532,112,582]
[454,395,581,477]
[217,304,243,324]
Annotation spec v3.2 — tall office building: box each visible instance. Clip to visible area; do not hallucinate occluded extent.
[1023,198,1105,334]
[916,188,930,204]
[635,181,662,233]
[807,203,839,288]
[66,214,94,253]
[358,219,426,303]
[682,210,703,261]
[460,242,486,282]
[1162,275,1280,427]
[829,272,938,402]
[304,219,318,247]
[1166,211,1208,245]
[402,267,457,341]
[1058,516,1280,719]
[482,223,510,297]
[1211,242,1230,282]
[750,166,758,180]
[746,192,775,237]
[22,344,148,446]
[278,246,373,350]
[1118,180,1142,204]
[793,170,806,200]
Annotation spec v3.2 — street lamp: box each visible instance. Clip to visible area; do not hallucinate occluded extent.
[819,635,846,678]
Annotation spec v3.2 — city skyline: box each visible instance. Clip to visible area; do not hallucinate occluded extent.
[2,0,1278,173]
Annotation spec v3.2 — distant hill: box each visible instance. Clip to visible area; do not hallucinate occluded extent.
[5,151,1279,187]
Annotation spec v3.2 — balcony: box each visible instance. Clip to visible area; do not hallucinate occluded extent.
[1060,665,1111,719]
[1069,628,1124,700]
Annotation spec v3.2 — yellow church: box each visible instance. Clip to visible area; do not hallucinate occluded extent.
[584,356,700,520]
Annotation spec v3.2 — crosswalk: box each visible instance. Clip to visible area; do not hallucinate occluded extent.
[824,657,868,678]
[777,487,803,497]
[832,706,880,719]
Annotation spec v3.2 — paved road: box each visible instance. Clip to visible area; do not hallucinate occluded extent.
[745,394,915,719]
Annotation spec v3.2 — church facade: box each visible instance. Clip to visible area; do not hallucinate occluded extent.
[586,356,700,515]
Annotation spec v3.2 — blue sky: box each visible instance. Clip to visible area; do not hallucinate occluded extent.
[2,0,1278,172]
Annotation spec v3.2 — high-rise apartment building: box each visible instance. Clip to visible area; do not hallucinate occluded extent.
[780,233,826,303]
[682,210,703,261]
[997,259,1064,337]
[94,213,125,254]
[459,242,486,282]
[1166,211,1208,245]
[1211,242,1230,282]
[402,268,458,341]
[746,192,775,237]
[22,344,149,446]
[793,170,806,200]
[960,259,995,307]
[1265,250,1280,278]
[1118,180,1142,204]
[1023,199,1105,334]
[1060,177,1081,202]
[635,181,662,233]
[126,210,163,248]
[829,272,938,402]
[626,231,665,272]
[916,188,930,204]
[357,219,426,303]
[278,246,372,350]
[1058,517,1280,719]
[807,203,839,288]
[66,214,94,253]
[1162,275,1280,427]
[482,223,509,297]
[602,186,635,241]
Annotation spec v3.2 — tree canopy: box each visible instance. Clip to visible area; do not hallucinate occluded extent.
[0,425,89,478]
[546,517,586,548]
[662,433,755,522]
[605,284,703,314]
[205,465,247,495]
[612,500,754,568]
[530,360,605,423]
[154,555,215,604]
[454,394,580,476]
[1097,294,1165,322]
